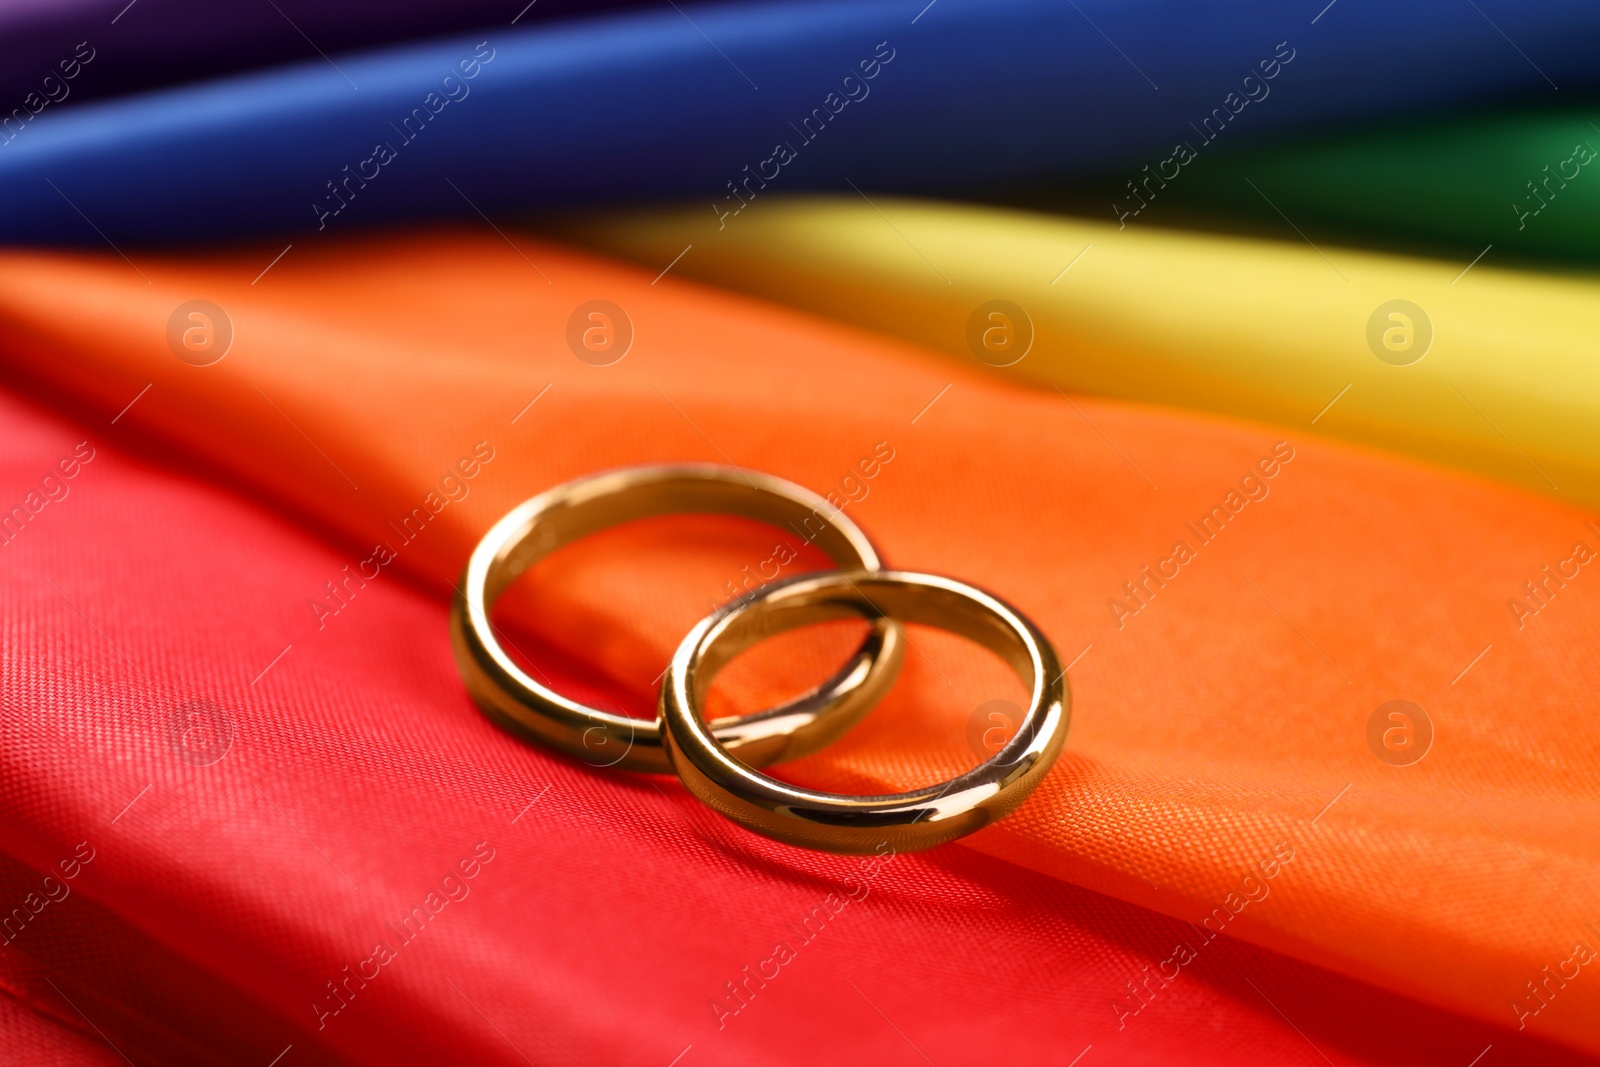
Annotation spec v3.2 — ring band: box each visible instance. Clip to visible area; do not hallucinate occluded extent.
[450,465,904,773]
[660,570,1069,853]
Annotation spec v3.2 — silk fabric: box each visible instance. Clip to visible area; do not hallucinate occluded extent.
[0,0,643,114]
[4,0,1599,244]
[557,196,1600,509]
[0,231,1596,1055]
[1031,107,1600,269]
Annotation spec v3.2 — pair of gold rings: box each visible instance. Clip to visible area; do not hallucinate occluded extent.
[449,465,1069,853]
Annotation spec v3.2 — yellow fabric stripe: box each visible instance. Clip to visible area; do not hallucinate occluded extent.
[555,197,1600,507]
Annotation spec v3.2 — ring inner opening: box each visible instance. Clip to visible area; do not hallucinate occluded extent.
[491,512,866,721]
[699,594,1034,792]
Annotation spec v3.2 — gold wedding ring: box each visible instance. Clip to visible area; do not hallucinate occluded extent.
[660,570,1069,853]
[450,465,904,773]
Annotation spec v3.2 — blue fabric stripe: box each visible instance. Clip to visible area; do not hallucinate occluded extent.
[2,0,1594,244]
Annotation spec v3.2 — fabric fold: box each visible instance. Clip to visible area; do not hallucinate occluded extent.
[5,0,1600,244]
[0,0,645,113]
[2,386,1573,1065]
[552,196,1600,509]
[1012,106,1600,269]
[0,231,1596,1054]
